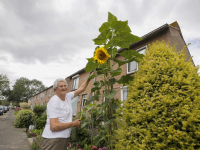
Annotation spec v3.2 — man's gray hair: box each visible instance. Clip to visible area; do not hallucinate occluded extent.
[53,78,68,90]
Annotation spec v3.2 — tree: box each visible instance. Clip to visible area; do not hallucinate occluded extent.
[11,77,46,104]
[0,74,10,96]
[115,41,200,149]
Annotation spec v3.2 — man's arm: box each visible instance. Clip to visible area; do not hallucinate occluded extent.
[50,118,81,132]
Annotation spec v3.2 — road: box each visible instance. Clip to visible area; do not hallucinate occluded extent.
[0,109,32,150]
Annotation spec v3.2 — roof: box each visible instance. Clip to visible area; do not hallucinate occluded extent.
[118,23,170,53]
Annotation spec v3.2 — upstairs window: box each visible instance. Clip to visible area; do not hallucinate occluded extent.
[72,75,79,90]
[127,46,146,74]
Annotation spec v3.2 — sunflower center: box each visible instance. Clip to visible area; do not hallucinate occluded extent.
[97,50,106,60]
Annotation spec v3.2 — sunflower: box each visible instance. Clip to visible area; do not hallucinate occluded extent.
[93,47,110,65]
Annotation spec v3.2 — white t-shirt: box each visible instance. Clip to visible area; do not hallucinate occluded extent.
[42,92,74,138]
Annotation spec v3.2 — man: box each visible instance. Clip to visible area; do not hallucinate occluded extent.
[41,76,92,150]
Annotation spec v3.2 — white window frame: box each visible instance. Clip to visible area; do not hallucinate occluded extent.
[81,94,87,110]
[120,86,128,102]
[127,46,147,74]
[72,74,79,90]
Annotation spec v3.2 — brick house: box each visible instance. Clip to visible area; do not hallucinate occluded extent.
[28,21,193,117]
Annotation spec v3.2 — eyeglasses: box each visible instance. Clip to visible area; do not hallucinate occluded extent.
[58,85,68,88]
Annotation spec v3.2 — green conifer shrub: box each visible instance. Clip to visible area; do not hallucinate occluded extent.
[115,41,200,150]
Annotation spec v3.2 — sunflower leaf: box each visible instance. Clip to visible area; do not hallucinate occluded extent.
[110,68,122,77]
[93,30,109,45]
[119,49,144,60]
[85,58,98,72]
[114,20,131,33]
[87,73,97,80]
[113,57,137,67]
[109,78,116,86]
[111,103,119,110]
[108,12,117,28]
[93,81,100,87]
[112,47,118,58]
[91,87,101,93]
[99,22,110,32]
[112,33,142,48]
[103,90,117,99]
[117,75,134,85]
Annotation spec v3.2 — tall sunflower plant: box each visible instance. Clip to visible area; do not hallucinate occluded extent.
[78,12,143,149]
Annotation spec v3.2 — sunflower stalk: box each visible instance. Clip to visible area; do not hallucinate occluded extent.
[83,12,142,149]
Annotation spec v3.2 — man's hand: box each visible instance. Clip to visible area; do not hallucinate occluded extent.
[73,119,81,127]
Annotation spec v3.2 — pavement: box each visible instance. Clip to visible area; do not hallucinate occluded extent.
[0,109,32,150]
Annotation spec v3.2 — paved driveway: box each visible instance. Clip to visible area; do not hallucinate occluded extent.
[0,109,32,150]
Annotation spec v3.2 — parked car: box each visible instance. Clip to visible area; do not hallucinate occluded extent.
[0,105,4,115]
[4,106,7,113]
[6,106,9,111]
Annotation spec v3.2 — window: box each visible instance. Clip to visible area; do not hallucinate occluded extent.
[82,94,87,110]
[49,89,52,97]
[41,93,44,99]
[121,86,128,101]
[71,96,78,116]
[72,75,79,90]
[127,46,146,74]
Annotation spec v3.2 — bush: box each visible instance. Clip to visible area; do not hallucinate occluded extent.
[14,109,34,128]
[31,135,42,150]
[20,102,30,109]
[31,129,44,136]
[115,41,200,149]
[35,113,47,130]
[33,104,46,118]
[70,127,91,148]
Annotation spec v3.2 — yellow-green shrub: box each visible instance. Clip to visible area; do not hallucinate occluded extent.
[14,109,34,128]
[115,41,200,150]
[20,102,30,109]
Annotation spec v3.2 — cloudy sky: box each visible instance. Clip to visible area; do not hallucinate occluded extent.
[0,0,200,88]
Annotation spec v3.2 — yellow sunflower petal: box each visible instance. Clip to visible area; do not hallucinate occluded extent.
[93,47,110,64]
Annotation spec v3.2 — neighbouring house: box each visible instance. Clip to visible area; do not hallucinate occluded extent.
[28,21,193,117]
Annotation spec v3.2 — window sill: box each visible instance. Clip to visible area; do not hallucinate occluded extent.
[126,70,137,75]
[71,89,77,91]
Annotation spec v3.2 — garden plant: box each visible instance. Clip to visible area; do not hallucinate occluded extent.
[79,12,143,149]
[115,41,200,149]
[14,109,34,128]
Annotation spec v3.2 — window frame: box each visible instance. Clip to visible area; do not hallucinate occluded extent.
[120,86,128,102]
[127,46,147,74]
[71,74,79,90]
